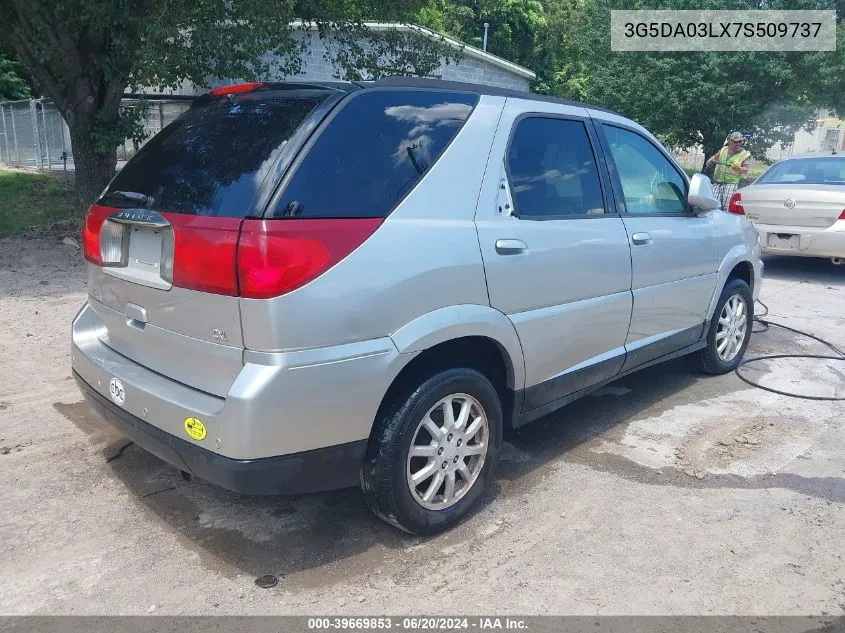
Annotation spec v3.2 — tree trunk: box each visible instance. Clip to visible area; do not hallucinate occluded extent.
[68,127,118,214]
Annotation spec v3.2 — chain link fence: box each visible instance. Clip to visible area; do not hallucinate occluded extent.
[0,99,72,168]
[116,100,192,162]
[0,98,192,169]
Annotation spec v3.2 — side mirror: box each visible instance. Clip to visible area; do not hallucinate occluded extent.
[688,173,720,212]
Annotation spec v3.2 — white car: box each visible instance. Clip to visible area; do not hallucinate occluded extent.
[732,153,845,264]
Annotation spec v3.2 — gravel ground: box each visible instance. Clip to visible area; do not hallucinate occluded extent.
[0,238,843,616]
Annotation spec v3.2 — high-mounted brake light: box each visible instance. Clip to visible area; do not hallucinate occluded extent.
[727,192,745,215]
[208,82,264,96]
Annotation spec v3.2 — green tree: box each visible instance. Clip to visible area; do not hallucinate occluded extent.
[568,0,842,163]
[0,0,455,211]
[415,0,547,76]
[0,51,30,101]
[536,0,590,97]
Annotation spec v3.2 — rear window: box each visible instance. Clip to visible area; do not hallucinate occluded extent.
[270,89,479,219]
[757,157,845,185]
[98,93,327,217]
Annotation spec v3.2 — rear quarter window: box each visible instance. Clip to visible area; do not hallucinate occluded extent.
[270,89,479,219]
[98,93,327,217]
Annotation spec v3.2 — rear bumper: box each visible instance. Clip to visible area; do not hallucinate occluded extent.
[75,370,367,495]
[756,220,845,258]
[72,301,405,462]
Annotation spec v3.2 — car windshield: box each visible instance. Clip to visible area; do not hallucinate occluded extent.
[756,157,845,186]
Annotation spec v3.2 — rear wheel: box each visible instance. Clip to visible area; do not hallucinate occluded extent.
[362,367,502,534]
[695,278,753,374]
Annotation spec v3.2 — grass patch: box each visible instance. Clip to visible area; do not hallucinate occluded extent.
[0,168,77,235]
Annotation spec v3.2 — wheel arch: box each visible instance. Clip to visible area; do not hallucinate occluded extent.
[390,305,526,391]
[707,246,757,320]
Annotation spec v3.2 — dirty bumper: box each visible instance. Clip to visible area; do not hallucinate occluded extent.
[74,372,367,496]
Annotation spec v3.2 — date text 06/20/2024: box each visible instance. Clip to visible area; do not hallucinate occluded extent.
[306,617,529,630]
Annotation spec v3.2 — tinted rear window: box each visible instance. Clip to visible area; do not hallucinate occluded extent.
[271,89,478,219]
[757,157,845,185]
[99,93,327,217]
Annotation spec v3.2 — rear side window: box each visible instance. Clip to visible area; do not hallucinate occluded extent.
[99,94,327,217]
[756,157,845,185]
[506,117,605,218]
[271,90,478,218]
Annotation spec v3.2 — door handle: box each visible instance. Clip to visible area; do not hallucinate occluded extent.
[495,239,527,255]
[631,232,652,246]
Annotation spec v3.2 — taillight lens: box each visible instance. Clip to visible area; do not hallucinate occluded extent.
[164,214,241,295]
[839,209,845,220]
[727,192,745,215]
[160,230,175,284]
[82,205,116,265]
[237,219,383,299]
[84,208,382,299]
[99,220,127,266]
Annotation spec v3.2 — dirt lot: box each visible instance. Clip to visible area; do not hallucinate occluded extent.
[1,238,844,615]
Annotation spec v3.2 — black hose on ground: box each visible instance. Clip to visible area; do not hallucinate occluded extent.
[734,300,845,401]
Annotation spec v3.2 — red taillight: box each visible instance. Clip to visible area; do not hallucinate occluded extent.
[82,205,117,265]
[237,219,383,299]
[164,214,242,295]
[839,209,845,220]
[727,192,745,215]
[84,206,381,299]
[208,82,263,96]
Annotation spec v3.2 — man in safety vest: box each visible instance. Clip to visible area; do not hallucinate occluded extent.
[705,131,752,208]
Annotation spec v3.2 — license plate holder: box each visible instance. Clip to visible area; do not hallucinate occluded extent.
[101,224,172,290]
[768,233,799,250]
[127,225,164,275]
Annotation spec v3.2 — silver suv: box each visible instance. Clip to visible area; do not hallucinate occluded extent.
[72,78,763,534]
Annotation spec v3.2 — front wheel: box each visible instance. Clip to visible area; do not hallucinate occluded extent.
[361,367,502,535]
[695,278,754,374]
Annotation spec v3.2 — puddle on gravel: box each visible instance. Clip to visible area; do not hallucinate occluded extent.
[565,447,845,504]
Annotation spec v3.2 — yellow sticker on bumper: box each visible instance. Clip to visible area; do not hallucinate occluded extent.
[184,417,207,441]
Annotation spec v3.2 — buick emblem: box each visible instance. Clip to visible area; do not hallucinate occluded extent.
[784,198,796,209]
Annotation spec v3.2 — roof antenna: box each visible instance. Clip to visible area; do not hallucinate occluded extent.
[482,23,489,51]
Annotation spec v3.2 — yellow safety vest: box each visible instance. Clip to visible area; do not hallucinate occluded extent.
[713,147,751,185]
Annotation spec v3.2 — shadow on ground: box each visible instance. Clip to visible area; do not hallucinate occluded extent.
[762,255,845,288]
[56,357,725,585]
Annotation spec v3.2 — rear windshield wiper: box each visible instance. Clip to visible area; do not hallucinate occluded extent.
[100,190,155,207]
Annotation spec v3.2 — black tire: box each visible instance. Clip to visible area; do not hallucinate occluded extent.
[695,278,754,374]
[361,367,503,535]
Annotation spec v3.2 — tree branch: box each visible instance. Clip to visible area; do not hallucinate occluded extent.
[2,29,66,110]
